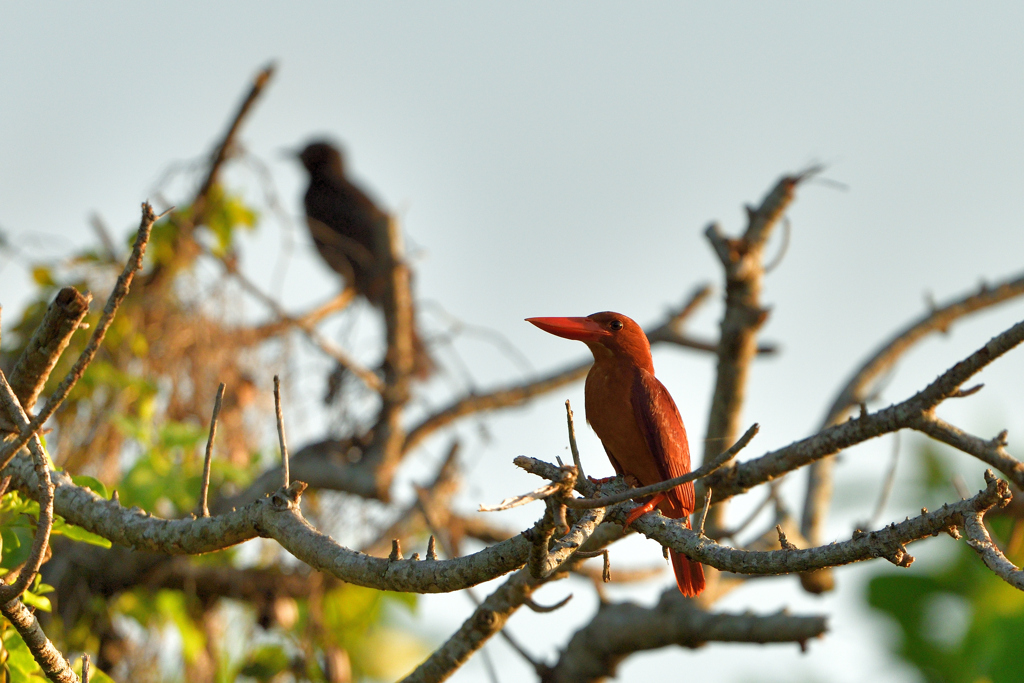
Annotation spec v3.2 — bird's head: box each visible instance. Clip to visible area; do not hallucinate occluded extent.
[527,311,653,371]
[296,141,345,176]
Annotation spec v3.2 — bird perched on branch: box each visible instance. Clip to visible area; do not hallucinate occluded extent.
[297,140,433,379]
[527,312,705,597]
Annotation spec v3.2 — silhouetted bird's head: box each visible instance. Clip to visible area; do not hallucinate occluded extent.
[298,141,345,177]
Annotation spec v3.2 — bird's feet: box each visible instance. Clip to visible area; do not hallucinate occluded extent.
[587,475,617,486]
[623,492,668,529]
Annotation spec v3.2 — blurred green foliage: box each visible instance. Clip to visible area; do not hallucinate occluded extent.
[868,443,1024,683]
[238,585,423,682]
[0,184,425,681]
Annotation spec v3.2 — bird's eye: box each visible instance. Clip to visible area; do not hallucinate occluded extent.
[609,320,623,331]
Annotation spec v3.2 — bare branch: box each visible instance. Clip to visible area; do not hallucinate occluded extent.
[274,376,290,487]
[1,434,541,592]
[405,361,590,456]
[7,286,91,412]
[708,319,1024,503]
[238,291,353,343]
[0,369,55,604]
[700,172,812,534]
[913,415,1023,488]
[565,400,589,493]
[198,383,226,517]
[402,501,606,683]
[191,63,275,221]
[545,591,827,683]
[0,598,78,683]
[560,423,758,511]
[801,269,1024,586]
[822,271,1024,428]
[399,569,542,683]
[519,457,1011,577]
[0,203,157,467]
[404,287,766,457]
[223,260,380,390]
[363,215,418,493]
[633,471,1010,576]
[963,508,1024,590]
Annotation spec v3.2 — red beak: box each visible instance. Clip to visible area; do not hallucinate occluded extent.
[526,316,610,342]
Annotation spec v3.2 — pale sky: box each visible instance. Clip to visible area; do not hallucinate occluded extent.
[3,4,1024,682]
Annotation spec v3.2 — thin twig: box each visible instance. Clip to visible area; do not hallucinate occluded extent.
[705,319,1024,504]
[274,376,290,488]
[546,593,827,683]
[426,535,438,560]
[192,63,275,219]
[0,202,158,468]
[574,548,612,583]
[763,216,792,274]
[479,482,565,512]
[7,286,91,412]
[698,488,713,536]
[776,524,798,550]
[0,369,56,604]
[565,400,588,491]
[525,594,573,613]
[0,599,78,683]
[198,383,226,517]
[699,172,813,536]
[81,653,90,683]
[404,286,768,456]
[221,257,379,390]
[963,506,1024,590]
[801,269,1024,569]
[562,423,758,510]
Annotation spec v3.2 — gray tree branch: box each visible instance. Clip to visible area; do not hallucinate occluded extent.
[403,286,768,457]
[800,269,1024,592]
[962,509,1024,590]
[707,318,1024,502]
[0,202,157,467]
[6,286,91,413]
[0,598,79,683]
[699,171,813,534]
[544,589,827,683]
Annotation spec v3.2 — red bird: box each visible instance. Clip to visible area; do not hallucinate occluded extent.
[527,312,705,597]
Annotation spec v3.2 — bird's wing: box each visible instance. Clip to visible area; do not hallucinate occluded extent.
[630,370,695,515]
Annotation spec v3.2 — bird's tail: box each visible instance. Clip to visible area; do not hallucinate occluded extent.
[670,550,706,597]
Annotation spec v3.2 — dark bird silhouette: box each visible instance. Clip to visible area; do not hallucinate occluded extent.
[298,140,433,378]
[299,141,389,302]
[527,312,705,597]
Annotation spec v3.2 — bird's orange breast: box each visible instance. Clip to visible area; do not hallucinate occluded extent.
[584,361,665,489]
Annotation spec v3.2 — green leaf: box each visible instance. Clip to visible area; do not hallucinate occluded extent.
[0,527,31,570]
[74,660,116,683]
[20,590,51,613]
[3,628,47,680]
[239,644,291,679]
[867,445,1024,683]
[52,517,112,548]
[30,266,55,288]
[155,590,206,662]
[71,475,109,500]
